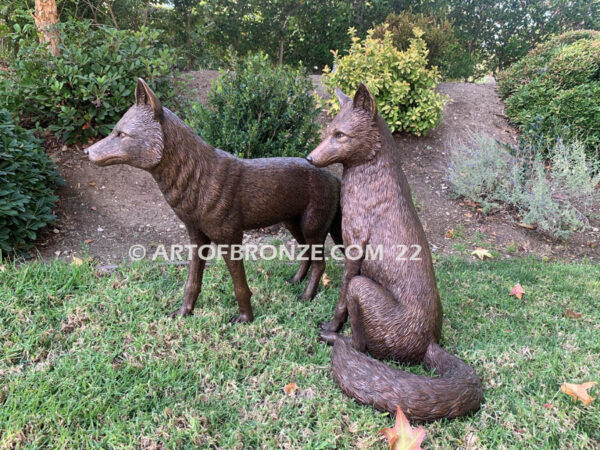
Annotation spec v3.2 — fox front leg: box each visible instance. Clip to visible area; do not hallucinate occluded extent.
[169,230,209,318]
[321,257,362,334]
[222,247,254,324]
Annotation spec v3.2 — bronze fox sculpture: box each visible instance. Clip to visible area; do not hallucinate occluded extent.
[307,83,482,421]
[88,78,342,323]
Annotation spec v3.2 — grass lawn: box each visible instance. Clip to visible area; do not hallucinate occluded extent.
[0,256,599,448]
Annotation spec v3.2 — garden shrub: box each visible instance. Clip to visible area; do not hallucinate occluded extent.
[323,28,445,136]
[497,30,600,159]
[0,21,179,144]
[0,109,63,253]
[186,53,321,158]
[371,11,476,79]
[448,135,599,239]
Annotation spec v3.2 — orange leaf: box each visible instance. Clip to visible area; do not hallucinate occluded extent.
[560,381,597,406]
[565,308,582,319]
[322,273,331,286]
[380,406,426,450]
[471,247,493,260]
[82,122,91,130]
[283,382,298,395]
[509,283,525,300]
[445,229,455,239]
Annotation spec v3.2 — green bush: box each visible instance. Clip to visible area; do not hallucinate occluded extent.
[448,135,599,239]
[371,11,476,79]
[497,31,600,158]
[323,28,445,136]
[0,21,179,144]
[0,109,63,253]
[185,53,321,158]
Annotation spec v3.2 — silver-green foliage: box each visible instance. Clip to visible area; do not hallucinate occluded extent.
[449,135,599,238]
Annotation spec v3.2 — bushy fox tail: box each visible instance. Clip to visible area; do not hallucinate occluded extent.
[329,336,483,422]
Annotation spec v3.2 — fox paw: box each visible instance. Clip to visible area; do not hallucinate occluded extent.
[321,320,341,332]
[319,330,338,345]
[168,307,193,318]
[230,312,253,324]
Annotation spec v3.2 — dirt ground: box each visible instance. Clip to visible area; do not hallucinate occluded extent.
[37,73,599,263]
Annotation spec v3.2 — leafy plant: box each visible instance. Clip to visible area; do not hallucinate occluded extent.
[1,20,179,144]
[448,135,599,238]
[0,109,62,253]
[371,11,476,79]
[186,53,321,158]
[497,30,600,159]
[323,27,445,136]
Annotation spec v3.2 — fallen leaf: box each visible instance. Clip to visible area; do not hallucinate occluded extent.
[90,206,97,211]
[543,403,556,409]
[53,228,60,234]
[381,406,426,450]
[84,239,93,244]
[518,222,535,230]
[82,122,91,130]
[560,381,597,406]
[0,265,5,272]
[322,273,331,286]
[471,247,493,260]
[445,229,455,239]
[565,308,582,319]
[283,382,298,395]
[509,283,525,300]
[71,256,83,267]
[88,181,97,187]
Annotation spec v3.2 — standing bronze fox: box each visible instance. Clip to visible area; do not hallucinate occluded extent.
[307,83,482,422]
[88,79,342,323]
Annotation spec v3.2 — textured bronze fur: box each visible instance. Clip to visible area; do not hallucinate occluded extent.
[307,84,483,422]
[88,79,342,322]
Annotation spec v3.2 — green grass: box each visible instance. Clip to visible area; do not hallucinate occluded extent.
[1,257,599,448]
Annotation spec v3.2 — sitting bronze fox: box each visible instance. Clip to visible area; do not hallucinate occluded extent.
[307,84,482,422]
[88,79,341,322]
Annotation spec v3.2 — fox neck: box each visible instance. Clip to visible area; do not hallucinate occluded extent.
[150,108,216,216]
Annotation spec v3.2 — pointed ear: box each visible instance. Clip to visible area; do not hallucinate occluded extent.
[135,78,163,120]
[336,87,351,108]
[353,82,377,119]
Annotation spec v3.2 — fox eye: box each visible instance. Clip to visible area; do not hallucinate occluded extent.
[334,131,344,139]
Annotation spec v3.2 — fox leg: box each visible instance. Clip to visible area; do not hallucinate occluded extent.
[222,244,254,323]
[169,230,209,318]
[321,258,361,332]
[299,232,328,300]
[284,220,310,284]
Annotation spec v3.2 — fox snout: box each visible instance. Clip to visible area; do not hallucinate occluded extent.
[307,140,337,168]
[87,135,128,167]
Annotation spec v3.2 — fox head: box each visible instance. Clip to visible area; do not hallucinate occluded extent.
[88,78,164,170]
[307,82,380,168]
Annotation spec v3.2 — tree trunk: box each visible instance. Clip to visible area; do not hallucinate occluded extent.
[34,0,60,56]
[278,38,284,65]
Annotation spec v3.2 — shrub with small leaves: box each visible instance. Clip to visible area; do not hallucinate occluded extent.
[323,27,445,136]
[497,30,600,160]
[0,109,63,253]
[448,135,599,238]
[1,20,179,144]
[185,53,321,158]
[371,11,476,80]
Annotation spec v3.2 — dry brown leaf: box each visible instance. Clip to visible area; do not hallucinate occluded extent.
[88,181,96,187]
[283,382,298,395]
[471,247,493,260]
[381,406,426,450]
[84,239,93,244]
[0,265,5,273]
[445,229,455,239]
[509,283,525,300]
[518,222,536,230]
[322,273,331,286]
[565,308,582,319]
[560,381,597,406]
[71,256,83,267]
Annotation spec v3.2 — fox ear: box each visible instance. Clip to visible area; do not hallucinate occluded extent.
[353,82,377,119]
[136,78,163,120]
[336,87,351,108]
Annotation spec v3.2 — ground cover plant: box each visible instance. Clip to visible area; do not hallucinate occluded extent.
[448,135,600,238]
[1,257,598,447]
